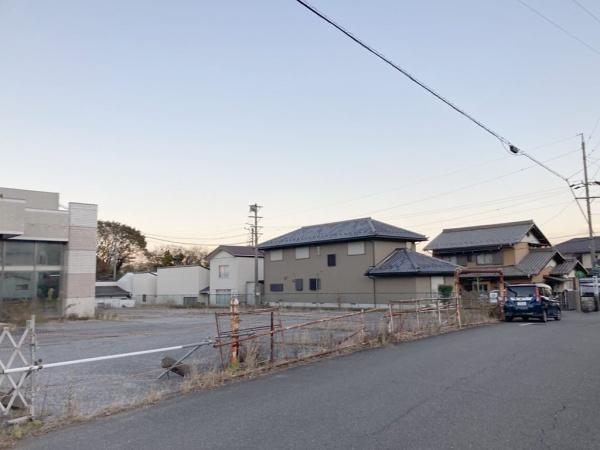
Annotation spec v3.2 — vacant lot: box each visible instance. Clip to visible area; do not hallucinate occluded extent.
[2,307,344,420]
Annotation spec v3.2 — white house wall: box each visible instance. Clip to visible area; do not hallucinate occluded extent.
[209,251,264,306]
[156,266,209,305]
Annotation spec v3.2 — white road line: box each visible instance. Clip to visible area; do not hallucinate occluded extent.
[519,323,533,327]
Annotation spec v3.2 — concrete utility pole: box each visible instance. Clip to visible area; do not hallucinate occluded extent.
[580,133,597,269]
[248,204,262,305]
[111,241,119,281]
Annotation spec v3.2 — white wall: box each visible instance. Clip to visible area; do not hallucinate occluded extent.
[131,273,158,304]
[156,265,209,305]
[209,251,264,305]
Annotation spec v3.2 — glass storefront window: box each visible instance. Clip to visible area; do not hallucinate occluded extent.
[1,271,34,301]
[36,271,61,311]
[4,241,35,267]
[37,243,64,266]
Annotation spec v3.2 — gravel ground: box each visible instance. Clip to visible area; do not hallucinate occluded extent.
[1,307,350,420]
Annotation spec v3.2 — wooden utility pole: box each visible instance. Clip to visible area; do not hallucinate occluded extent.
[581,134,597,269]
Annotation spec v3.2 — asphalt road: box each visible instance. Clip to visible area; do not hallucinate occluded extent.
[19,312,600,450]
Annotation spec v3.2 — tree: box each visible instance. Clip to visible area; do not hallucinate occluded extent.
[144,245,208,269]
[97,221,147,278]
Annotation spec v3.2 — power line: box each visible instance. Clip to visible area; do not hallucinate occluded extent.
[571,0,600,25]
[145,232,248,241]
[294,0,587,224]
[295,0,513,147]
[517,0,600,57]
[146,236,248,247]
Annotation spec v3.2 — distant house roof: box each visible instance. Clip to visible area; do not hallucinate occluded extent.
[367,248,458,277]
[95,285,130,298]
[207,245,264,259]
[555,236,600,255]
[424,220,550,252]
[259,218,427,250]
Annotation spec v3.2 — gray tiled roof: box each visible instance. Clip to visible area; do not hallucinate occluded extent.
[258,218,427,250]
[551,258,587,276]
[367,248,458,276]
[555,237,600,254]
[208,245,263,259]
[514,249,563,276]
[424,220,550,252]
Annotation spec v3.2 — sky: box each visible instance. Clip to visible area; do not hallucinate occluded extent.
[1,0,600,250]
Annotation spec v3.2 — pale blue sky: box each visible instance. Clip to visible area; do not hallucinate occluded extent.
[1,0,600,249]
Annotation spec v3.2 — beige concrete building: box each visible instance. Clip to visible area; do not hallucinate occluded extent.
[259,218,457,308]
[0,187,98,317]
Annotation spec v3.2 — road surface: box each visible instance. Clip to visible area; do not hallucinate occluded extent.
[20,312,600,449]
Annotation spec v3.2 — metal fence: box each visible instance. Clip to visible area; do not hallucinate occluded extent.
[0,297,497,425]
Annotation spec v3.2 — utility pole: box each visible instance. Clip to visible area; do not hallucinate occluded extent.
[111,241,119,281]
[581,133,597,269]
[248,204,262,305]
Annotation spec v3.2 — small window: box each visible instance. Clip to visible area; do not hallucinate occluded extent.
[270,249,283,261]
[327,254,336,267]
[295,246,309,259]
[218,265,230,279]
[348,241,365,256]
[270,283,284,292]
[476,253,493,265]
[309,278,321,291]
[293,279,303,291]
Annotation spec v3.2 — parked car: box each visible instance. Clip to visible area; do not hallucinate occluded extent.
[504,283,561,322]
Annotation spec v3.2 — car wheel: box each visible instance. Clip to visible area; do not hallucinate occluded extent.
[522,316,529,322]
[555,309,561,321]
[541,310,548,323]
[505,316,513,322]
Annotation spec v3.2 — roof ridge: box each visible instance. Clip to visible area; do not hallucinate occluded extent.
[402,248,419,271]
[441,220,534,233]
[299,217,372,230]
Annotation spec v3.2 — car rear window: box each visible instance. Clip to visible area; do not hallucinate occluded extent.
[507,286,536,298]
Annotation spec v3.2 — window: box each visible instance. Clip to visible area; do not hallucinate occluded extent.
[295,247,309,259]
[270,249,283,261]
[476,253,493,265]
[309,278,321,291]
[215,289,232,306]
[327,254,336,267]
[293,278,303,291]
[218,265,229,279]
[37,243,64,266]
[348,241,365,256]
[270,283,284,292]
[1,271,34,301]
[4,241,34,267]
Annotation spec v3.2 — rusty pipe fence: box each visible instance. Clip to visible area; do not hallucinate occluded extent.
[1,296,498,425]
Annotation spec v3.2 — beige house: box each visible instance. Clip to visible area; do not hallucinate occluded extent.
[259,217,457,308]
[425,220,587,293]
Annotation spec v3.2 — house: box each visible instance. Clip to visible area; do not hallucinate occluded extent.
[206,245,264,306]
[425,220,587,293]
[117,271,158,305]
[95,281,134,308]
[555,236,600,270]
[0,187,97,318]
[258,217,456,308]
[155,265,209,306]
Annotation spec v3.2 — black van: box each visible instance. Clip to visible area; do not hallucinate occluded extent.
[504,283,561,322]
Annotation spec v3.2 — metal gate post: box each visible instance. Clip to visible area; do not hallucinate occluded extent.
[29,315,37,419]
[230,298,240,365]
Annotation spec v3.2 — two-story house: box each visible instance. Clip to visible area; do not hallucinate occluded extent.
[207,245,264,306]
[425,220,587,292]
[555,236,600,270]
[258,217,458,308]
